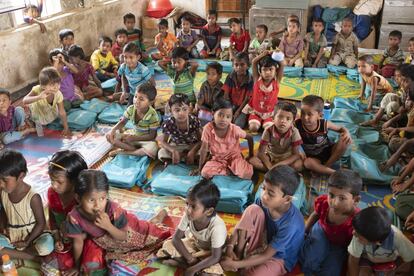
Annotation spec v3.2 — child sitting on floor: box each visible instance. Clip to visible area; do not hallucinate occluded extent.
[200,10,222,59]
[59,29,74,53]
[348,206,414,276]
[159,47,198,105]
[406,37,414,65]
[196,62,223,125]
[158,179,226,275]
[304,18,328,68]
[0,149,54,261]
[68,45,103,100]
[118,43,154,106]
[157,94,201,165]
[198,99,253,179]
[279,19,304,67]
[91,36,119,82]
[299,169,362,276]
[329,17,358,69]
[379,30,405,78]
[23,67,71,137]
[248,24,271,61]
[222,52,253,128]
[221,165,304,275]
[177,16,200,58]
[152,19,178,61]
[249,102,303,172]
[296,95,352,175]
[227,18,250,61]
[242,50,284,132]
[0,89,34,149]
[107,82,160,158]
[111,28,128,62]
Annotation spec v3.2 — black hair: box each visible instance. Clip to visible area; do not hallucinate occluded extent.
[39,67,61,86]
[123,13,135,23]
[136,82,157,101]
[208,10,217,17]
[343,17,353,25]
[206,62,223,75]
[59,29,74,41]
[259,55,278,69]
[264,165,300,196]
[115,28,128,38]
[407,82,414,102]
[48,150,88,184]
[288,19,301,29]
[352,206,391,242]
[327,169,362,196]
[99,36,113,46]
[256,24,268,33]
[0,88,11,99]
[228,17,241,26]
[358,55,374,65]
[181,16,191,24]
[389,30,402,40]
[123,42,141,56]
[187,178,220,212]
[400,65,414,81]
[49,48,69,63]
[212,98,233,112]
[395,63,408,73]
[410,37,414,43]
[0,149,28,178]
[158,19,168,28]
[68,45,85,60]
[302,95,324,113]
[75,169,109,198]
[233,52,250,66]
[312,18,324,24]
[168,93,190,107]
[274,101,297,118]
[172,47,189,60]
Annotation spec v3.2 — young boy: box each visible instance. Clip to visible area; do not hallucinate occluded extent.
[23,0,46,33]
[406,37,414,65]
[177,16,200,58]
[200,10,222,59]
[91,36,119,82]
[348,206,414,276]
[379,30,405,78]
[157,179,226,275]
[111,28,128,62]
[358,55,393,111]
[106,82,160,158]
[329,17,358,69]
[227,18,250,61]
[221,165,305,275]
[59,29,75,53]
[300,169,362,276]
[248,24,271,61]
[296,95,352,175]
[249,102,303,172]
[304,18,328,68]
[123,13,142,45]
[152,19,178,61]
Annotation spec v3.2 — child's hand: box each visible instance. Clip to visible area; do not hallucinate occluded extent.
[172,150,181,164]
[62,128,72,137]
[95,211,112,229]
[340,131,352,145]
[12,240,29,249]
[221,257,238,272]
[57,53,65,63]
[39,22,47,33]
[40,89,54,99]
[55,240,64,252]
[123,134,137,144]
[119,92,129,104]
[62,267,80,276]
[106,132,115,143]
[186,150,196,165]
[288,60,294,66]
[186,255,198,266]
[392,180,410,193]
[405,211,414,230]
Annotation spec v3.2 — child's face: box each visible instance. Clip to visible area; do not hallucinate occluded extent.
[260,181,289,210]
[273,109,294,134]
[159,25,168,35]
[312,22,324,34]
[357,60,373,75]
[43,82,60,93]
[230,22,241,34]
[341,21,353,35]
[405,97,413,110]
[171,103,190,123]
[185,197,209,221]
[409,41,414,54]
[394,70,402,86]
[260,66,276,82]
[26,7,40,18]
[388,36,401,48]
[287,21,299,35]
[49,172,72,195]
[124,52,140,68]
[133,92,151,112]
[207,14,217,25]
[69,55,82,66]
[255,27,267,41]
[213,108,233,130]
[124,18,135,30]
[328,186,358,215]
[401,75,413,92]
[116,33,128,46]
[61,35,74,48]
[99,41,112,54]
[79,190,108,218]
[300,104,322,128]
[233,59,248,76]
[0,175,20,194]
[206,68,221,86]
[171,57,187,72]
[182,20,191,31]
[0,94,11,114]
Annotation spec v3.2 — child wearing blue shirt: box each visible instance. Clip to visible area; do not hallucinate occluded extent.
[221,165,305,275]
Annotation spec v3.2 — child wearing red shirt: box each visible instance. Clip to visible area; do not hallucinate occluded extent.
[299,169,362,276]
[228,18,250,61]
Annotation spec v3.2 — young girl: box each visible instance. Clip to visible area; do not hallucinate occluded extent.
[68,45,103,100]
[279,19,304,67]
[23,67,71,137]
[241,50,284,132]
[159,47,199,105]
[198,98,254,179]
[157,94,202,165]
[64,170,171,275]
[177,16,200,58]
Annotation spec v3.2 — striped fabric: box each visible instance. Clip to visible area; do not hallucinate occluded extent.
[166,65,196,103]
[123,105,160,136]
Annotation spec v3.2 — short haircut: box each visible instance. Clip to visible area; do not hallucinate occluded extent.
[99,36,112,46]
[187,178,221,212]
[301,95,324,113]
[136,82,157,101]
[228,17,241,26]
[0,88,11,99]
[410,37,414,43]
[0,149,28,178]
[233,52,250,66]
[123,42,141,56]
[48,150,88,183]
[212,98,232,112]
[23,4,38,13]
[172,46,189,60]
[158,19,168,28]
[342,17,353,25]
[49,48,68,63]
[75,169,109,198]
[259,55,278,69]
[115,28,128,38]
[39,67,61,86]
[181,15,191,24]
[123,13,135,23]
[312,18,324,24]
[352,206,391,242]
[169,93,190,107]
[208,10,217,17]
[288,14,300,21]
[59,29,74,41]
[327,169,362,196]
[274,101,297,118]
[289,19,301,29]
[264,165,300,196]
[389,30,402,40]
[68,45,85,60]
[407,82,414,101]
[206,62,223,75]
[400,64,414,81]
[358,54,374,65]
[395,63,409,73]
[256,24,268,33]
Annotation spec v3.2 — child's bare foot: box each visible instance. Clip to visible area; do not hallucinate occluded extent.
[162,257,187,268]
[149,209,168,224]
[109,149,123,157]
[22,128,36,136]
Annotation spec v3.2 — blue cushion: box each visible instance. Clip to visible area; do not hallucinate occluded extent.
[47,108,97,131]
[346,68,360,82]
[98,103,126,124]
[327,64,349,76]
[303,68,329,79]
[284,67,303,78]
[333,97,367,111]
[101,77,118,91]
[80,98,110,114]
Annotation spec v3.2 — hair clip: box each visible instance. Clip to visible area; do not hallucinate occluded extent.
[49,162,66,171]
